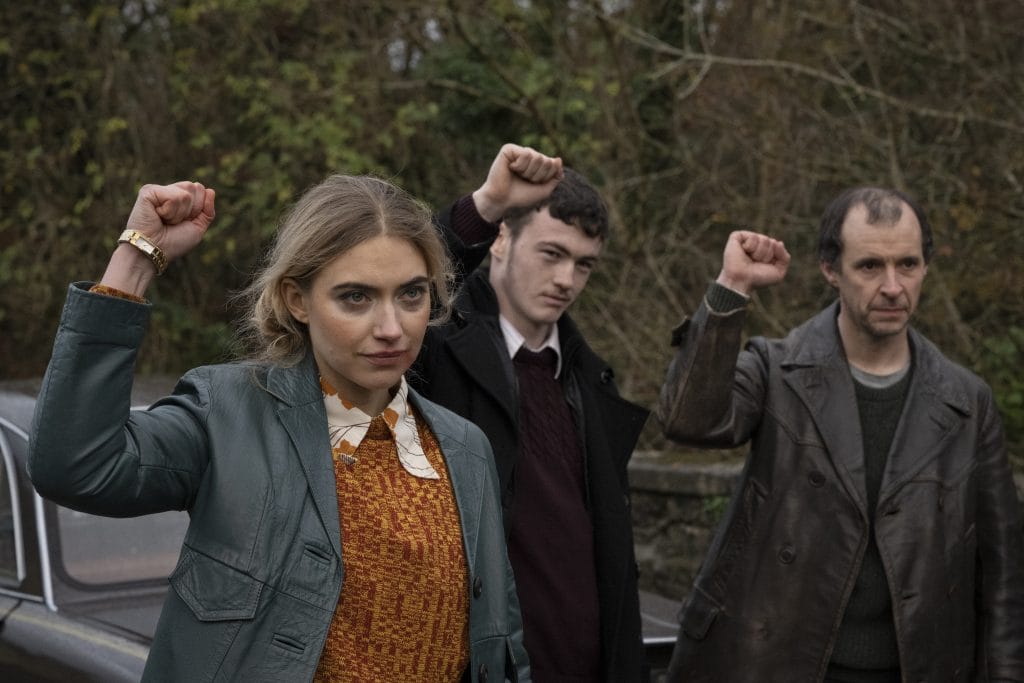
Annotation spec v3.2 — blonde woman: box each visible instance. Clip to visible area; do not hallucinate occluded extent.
[29,174,532,682]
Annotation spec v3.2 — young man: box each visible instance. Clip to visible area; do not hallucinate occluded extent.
[657,187,1024,682]
[410,145,650,682]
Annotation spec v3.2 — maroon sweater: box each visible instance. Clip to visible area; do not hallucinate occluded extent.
[506,347,600,682]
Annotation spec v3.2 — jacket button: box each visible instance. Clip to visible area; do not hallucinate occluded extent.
[478,663,488,682]
[808,471,825,487]
[473,577,483,598]
[600,368,614,383]
[778,545,796,564]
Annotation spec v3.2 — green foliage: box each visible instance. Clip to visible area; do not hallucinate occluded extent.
[2,0,1023,474]
[701,495,730,524]
[976,328,1024,471]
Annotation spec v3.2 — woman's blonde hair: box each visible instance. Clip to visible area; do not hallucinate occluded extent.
[235,175,453,366]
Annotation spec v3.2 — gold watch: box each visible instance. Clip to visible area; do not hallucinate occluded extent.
[117,229,168,275]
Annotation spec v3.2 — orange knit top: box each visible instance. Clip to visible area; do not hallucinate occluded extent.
[313,409,470,681]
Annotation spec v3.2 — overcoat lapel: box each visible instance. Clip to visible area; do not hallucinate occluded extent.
[445,321,518,425]
[785,365,869,518]
[442,274,519,427]
[780,307,973,519]
[876,332,969,506]
[266,356,343,560]
[781,304,869,519]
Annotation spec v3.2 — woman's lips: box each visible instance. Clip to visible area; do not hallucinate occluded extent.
[364,350,407,366]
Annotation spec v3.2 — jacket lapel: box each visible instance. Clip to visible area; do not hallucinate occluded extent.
[261,356,493,566]
[411,391,485,569]
[266,355,343,560]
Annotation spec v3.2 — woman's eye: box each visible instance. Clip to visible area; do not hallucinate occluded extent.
[340,291,367,304]
[401,286,427,303]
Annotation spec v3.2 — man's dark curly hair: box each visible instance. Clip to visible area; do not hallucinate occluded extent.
[502,168,610,241]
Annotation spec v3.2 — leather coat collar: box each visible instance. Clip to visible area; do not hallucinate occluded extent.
[780,301,973,518]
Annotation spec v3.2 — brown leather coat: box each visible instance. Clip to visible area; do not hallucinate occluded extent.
[658,299,1024,683]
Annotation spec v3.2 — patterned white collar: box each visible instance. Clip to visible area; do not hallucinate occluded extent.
[321,376,439,480]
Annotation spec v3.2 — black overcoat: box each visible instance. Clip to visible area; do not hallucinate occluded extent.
[658,298,1024,682]
[409,212,650,682]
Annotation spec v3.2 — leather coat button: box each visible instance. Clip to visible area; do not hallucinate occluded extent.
[808,471,825,487]
[778,545,796,564]
[473,577,483,598]
[600,368,614,383]
[478,663,488,682]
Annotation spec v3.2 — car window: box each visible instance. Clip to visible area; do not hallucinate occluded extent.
[0,420,27,587]
[56,508,188,585]
[0,467,17,585]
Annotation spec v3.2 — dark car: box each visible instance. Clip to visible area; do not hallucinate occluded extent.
[0,387,188,682]
[639,590,678,681]
[0,385,677,681]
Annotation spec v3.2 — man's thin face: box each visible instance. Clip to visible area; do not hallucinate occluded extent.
[490,208,603,345]
[823,202,928,343]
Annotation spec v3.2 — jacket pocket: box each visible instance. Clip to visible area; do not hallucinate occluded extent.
[707,477,766,592]
[170,546,263,621]
[680,589,720,641]
[467,634,510,683]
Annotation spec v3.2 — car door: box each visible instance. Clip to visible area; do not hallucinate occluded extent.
[0,389,187,682]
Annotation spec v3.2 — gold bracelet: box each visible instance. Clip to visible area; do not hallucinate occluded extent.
[117,229,168,275]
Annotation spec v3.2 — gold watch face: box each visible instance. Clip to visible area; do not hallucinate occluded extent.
[132,234,156,255]
[118,229,166,274]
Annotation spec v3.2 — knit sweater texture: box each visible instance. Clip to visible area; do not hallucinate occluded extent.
[827,370,912,681]
[314,411,469,681]
[507,346,600,681]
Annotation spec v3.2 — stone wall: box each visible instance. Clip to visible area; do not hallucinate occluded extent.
[628,452,741,601]
[628,452,1024,604]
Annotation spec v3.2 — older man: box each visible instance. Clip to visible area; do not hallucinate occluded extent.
[658,187,1024,682]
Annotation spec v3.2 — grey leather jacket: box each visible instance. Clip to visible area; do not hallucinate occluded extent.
[658,297,1024,683]
[29,283,529,683]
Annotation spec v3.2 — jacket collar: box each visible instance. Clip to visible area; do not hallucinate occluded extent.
[459,270,586,353]
[264,354,343,558]
[263,354,485,564]
[460,269,501,317]
[449,272,590,422]
[780,301,973,516]
[264,352,323,406]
